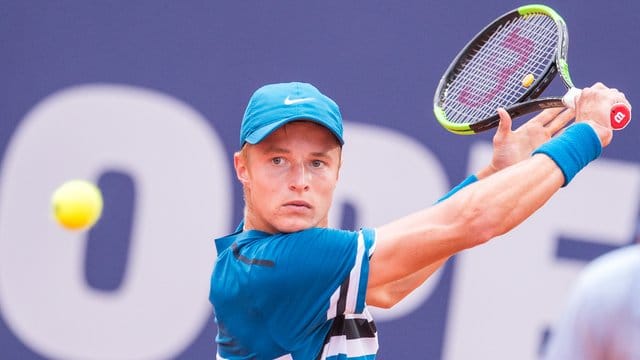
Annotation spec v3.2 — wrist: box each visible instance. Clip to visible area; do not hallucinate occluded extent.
[476,164,498,180]
[581,120,612,147]
[532,122,602,187]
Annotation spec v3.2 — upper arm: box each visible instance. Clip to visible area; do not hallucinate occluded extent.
[366,258,448,308]
[368,201,472,290]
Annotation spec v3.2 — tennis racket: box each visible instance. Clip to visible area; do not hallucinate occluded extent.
[433,4,631,135]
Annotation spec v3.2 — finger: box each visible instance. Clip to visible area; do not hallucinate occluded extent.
[527,107,564,127]
[494,108,512,140]
[614,92,631,110]
[545,108,575,135]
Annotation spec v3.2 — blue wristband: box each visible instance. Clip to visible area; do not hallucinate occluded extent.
[532,123,602,187]
[436,174,478,203]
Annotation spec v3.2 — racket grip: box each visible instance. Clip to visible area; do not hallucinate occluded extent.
[562,87,631,131]
[562,87,581,109]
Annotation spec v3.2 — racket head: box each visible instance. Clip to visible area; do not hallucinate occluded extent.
[434,4,572,134]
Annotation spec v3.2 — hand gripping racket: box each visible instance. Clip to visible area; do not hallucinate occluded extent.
[433,4,631,135]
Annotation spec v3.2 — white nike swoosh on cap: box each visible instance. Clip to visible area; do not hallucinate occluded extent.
[284,96,315,105]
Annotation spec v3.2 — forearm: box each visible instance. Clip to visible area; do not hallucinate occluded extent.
[467,154,564,237]
[436,174,478,203]
[475,164,499,180]
[370,154,564,288]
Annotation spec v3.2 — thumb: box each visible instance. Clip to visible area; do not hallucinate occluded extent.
[495,108,513,139]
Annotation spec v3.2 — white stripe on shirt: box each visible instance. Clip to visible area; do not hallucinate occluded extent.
[326,283,341,320]
[345,232,365,314]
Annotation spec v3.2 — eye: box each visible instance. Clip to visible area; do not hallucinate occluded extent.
[311,160,324,168]
[271,157,284,165]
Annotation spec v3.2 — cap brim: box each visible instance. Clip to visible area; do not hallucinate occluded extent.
[243,118,292,145]
[243,117,344,145]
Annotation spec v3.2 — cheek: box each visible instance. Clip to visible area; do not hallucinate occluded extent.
[250,172,283,205]
[316,172,338,196]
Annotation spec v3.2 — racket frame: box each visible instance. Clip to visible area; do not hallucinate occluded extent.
[434,4,573,134]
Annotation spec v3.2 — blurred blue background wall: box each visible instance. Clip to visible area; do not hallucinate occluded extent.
[1,1,638,359]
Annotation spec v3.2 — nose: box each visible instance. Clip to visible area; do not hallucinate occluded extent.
[289,162,310,192]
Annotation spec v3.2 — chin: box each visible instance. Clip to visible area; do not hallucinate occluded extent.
[276,224,311,233]
[275,219,319,233]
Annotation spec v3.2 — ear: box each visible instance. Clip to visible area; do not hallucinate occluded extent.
[234,151,250,185]
[335,148,343,182]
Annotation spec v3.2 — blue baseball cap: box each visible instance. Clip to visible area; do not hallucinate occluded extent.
[239,82,344,147]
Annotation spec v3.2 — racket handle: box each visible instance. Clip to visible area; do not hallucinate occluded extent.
[562,87,632,131]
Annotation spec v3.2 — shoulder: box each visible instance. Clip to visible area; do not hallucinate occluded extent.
[271,227,376,266]
[570,244,640,312]
[278,227,375,245]
[577,245,640,288]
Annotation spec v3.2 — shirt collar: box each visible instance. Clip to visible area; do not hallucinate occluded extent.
[214,221,272,253]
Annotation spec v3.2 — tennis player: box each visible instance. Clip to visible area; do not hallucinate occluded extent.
[543,220,640,359]
[209,81,629,359]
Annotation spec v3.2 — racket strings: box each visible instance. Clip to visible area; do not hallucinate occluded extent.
[443,14,560,124]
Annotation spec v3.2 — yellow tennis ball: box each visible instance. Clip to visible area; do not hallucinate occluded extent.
[522,73,535,88]
[51,180,103,230]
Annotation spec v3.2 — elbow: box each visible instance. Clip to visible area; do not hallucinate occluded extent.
[369,296,400,309]
[376,301,396,310]
[366,288,404,309]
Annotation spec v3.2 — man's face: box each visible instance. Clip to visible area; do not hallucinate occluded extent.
[235,121,342,233]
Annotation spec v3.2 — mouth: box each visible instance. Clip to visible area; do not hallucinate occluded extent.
[283,200,312,209]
